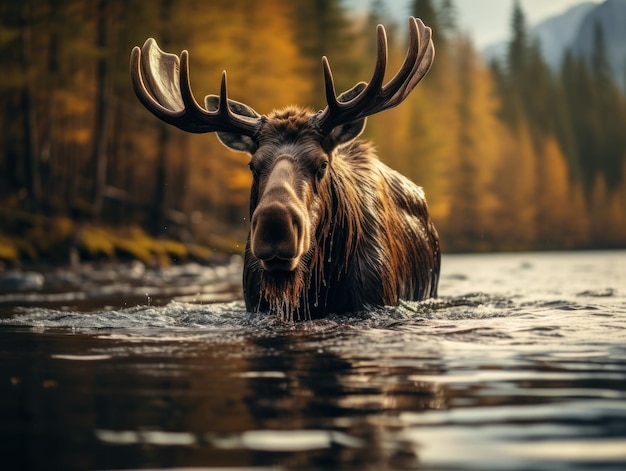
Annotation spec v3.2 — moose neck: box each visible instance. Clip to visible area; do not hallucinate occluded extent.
[305,143,372,316]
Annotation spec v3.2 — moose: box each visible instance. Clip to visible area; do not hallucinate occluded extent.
[130,17,440,320]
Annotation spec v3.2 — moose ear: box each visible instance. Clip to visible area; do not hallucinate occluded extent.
[320,82,367,153]
[321,118,367,153]
[206,95,260,154]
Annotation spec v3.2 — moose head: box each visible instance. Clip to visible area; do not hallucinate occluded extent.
[131,17,440,320]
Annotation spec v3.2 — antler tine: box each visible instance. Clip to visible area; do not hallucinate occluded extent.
[321,57,340,113]
[318,25,388,130]
[130,38,260,136]
[352,24,389,108]
[386,18,434,104]
[383,17,423,99]
[316,17,434,135]
[218,71,230,119]
[179,49,209,129]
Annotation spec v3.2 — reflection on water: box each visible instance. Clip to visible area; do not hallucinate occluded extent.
[0,251,625,470]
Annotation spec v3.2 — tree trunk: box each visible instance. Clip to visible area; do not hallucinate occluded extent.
[40,0,60,204]
[19,3,41,210]
[91,0,111,218]
[152,125,169,236]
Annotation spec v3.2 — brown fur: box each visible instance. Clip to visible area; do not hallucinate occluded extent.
[243,107,440,320]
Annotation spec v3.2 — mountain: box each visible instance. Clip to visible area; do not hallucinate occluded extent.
[482,2,597,67]
[572,0,626,88]
[532,2,598,67]
[482,0,626,91]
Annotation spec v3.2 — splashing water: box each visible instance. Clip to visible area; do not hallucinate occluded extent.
[0,251,625,470]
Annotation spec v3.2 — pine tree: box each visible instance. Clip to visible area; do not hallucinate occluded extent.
[589,20,626,190]
[410,0,439,30]
[410,0,454,58]
[292,0,356,109]
[591,20,613,87]
[507,0,528,78]
[439,0,457,33]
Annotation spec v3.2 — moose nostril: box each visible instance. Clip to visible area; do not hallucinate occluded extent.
[251,204,302,263]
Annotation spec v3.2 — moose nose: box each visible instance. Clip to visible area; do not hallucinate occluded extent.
[251,202,304,271]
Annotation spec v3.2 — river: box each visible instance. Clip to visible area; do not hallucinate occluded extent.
[0,251,625,470]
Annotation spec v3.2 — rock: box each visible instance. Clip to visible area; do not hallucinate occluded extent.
[0,271,45,292]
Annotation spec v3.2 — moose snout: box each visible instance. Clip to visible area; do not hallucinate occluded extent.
[251,202,306,272]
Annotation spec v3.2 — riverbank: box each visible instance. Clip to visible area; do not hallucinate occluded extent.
[0,211,243,269]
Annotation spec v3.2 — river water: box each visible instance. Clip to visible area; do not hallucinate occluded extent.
[0,251,625,470]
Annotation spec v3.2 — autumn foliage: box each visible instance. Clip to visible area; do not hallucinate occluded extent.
[1,0,625,262]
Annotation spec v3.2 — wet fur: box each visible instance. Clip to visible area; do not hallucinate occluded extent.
[243,108,440,319]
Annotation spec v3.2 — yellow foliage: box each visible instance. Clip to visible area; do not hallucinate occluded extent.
[0,236,19,262]
[160,239,188,260]
[3,0,625,254]
[184,0,313,113]
[25,216,76,258]
[535,137,583,248]
[79,225,198,265]
[113,237,156,265]
[80,227,116,259]
[114,226,168,265]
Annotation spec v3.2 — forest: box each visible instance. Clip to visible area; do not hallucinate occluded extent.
[1,0,626,266]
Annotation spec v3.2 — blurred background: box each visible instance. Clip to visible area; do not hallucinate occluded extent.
[1,0,625,266]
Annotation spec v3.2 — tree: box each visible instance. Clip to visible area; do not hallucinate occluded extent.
[591,19,613,86]
[293,0,355,109]
[589,21,626,190]
[439,0,457,33]
[507,0,528,77]
[1,0,625,254]
[559,22,626,194]
[91,0,112,218]
[535,138,577,248]
[411,0,439,33]
[411,0,455,62]
[17,1,42,209]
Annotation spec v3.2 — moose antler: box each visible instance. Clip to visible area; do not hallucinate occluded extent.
[315,17,434,134]
[130,38,261,136]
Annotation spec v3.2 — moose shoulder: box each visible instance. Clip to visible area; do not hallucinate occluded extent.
[130,17,441,320]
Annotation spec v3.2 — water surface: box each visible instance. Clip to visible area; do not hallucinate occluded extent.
[1,251,625,470]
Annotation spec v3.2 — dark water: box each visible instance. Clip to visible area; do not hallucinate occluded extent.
[1,251,625,471]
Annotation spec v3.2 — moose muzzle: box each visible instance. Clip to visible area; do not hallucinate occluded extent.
[250,158,310,272]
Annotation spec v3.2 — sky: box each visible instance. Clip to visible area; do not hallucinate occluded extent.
[345,0,604,48]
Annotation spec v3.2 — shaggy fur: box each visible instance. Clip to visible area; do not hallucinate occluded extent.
[242,108,440,320]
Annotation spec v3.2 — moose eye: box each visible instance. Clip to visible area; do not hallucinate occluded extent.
[317,160,329,179]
